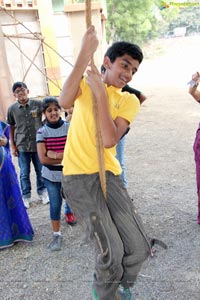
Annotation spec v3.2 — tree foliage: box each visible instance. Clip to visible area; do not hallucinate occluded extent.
[105,0,163,45]
[105,0,200,44]
[105,1,200,44]
[71,1,200,44]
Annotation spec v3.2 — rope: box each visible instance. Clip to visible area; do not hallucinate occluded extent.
[85,0,107,199]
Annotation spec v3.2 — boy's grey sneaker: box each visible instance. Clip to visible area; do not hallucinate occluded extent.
[115,286,135,300]
[48,235,62,251]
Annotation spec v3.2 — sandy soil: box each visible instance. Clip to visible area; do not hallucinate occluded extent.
[0,36,200,300]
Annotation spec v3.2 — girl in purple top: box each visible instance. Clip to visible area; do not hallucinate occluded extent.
[189,71,200,224]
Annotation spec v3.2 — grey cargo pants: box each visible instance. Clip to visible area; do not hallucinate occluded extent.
[62,171,151,300]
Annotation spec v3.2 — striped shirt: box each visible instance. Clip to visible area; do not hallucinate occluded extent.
[36,118,69,182]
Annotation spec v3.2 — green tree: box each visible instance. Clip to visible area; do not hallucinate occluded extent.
[105,0,161,44]
[105,0,181,44]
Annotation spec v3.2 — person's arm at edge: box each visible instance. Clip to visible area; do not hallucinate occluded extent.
[122,84,147,105]
[139,93,147,105]
[189,85,200,102]
[189,72,200,102]
[9,125,18,156]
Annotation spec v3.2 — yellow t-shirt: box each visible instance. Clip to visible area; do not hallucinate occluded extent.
[62,78,140,175]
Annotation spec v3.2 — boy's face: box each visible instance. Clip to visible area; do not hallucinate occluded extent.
[103,54,140,88]
[13,87,29,105]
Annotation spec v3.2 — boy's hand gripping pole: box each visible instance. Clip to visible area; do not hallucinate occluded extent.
[85,0,107,200]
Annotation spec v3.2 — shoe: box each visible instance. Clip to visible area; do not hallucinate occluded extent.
[48,235,62,251]
[115,286,135,300]
[65,212,77,226]
[38,190,49,205]
[23,198,30,209]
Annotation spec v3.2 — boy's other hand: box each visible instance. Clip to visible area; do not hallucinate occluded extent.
[192,72,200,85]
[86,61,105,96]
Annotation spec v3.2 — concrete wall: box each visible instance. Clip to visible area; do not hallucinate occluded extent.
[64,3,107,72]
[52,12,74,85]
[0,8,48,98]
[0,0,107,100]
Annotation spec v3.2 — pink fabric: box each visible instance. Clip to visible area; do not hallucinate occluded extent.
[193,123,200,223]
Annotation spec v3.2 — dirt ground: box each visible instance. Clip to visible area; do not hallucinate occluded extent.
[0,36,200,300]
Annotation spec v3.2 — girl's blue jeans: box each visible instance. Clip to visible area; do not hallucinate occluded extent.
[43,178,71,220]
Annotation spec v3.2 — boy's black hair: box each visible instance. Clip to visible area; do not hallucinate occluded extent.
[12,81,27,93]
[104,41,143,64]
[42,96,61,112]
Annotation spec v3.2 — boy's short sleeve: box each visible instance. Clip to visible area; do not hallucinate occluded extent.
[6,106,15,126]
[118,92,140,124]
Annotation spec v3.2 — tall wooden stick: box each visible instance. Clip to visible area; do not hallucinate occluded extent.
[85,0,107,199]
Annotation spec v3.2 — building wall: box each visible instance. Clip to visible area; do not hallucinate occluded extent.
[0,0,107,101]
[51,2,107,85]
[52,12,74,85]
[0,8,48,98]
[64,3,107,71]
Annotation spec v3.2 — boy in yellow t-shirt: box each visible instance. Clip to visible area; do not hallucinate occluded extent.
[59,26,151,300]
